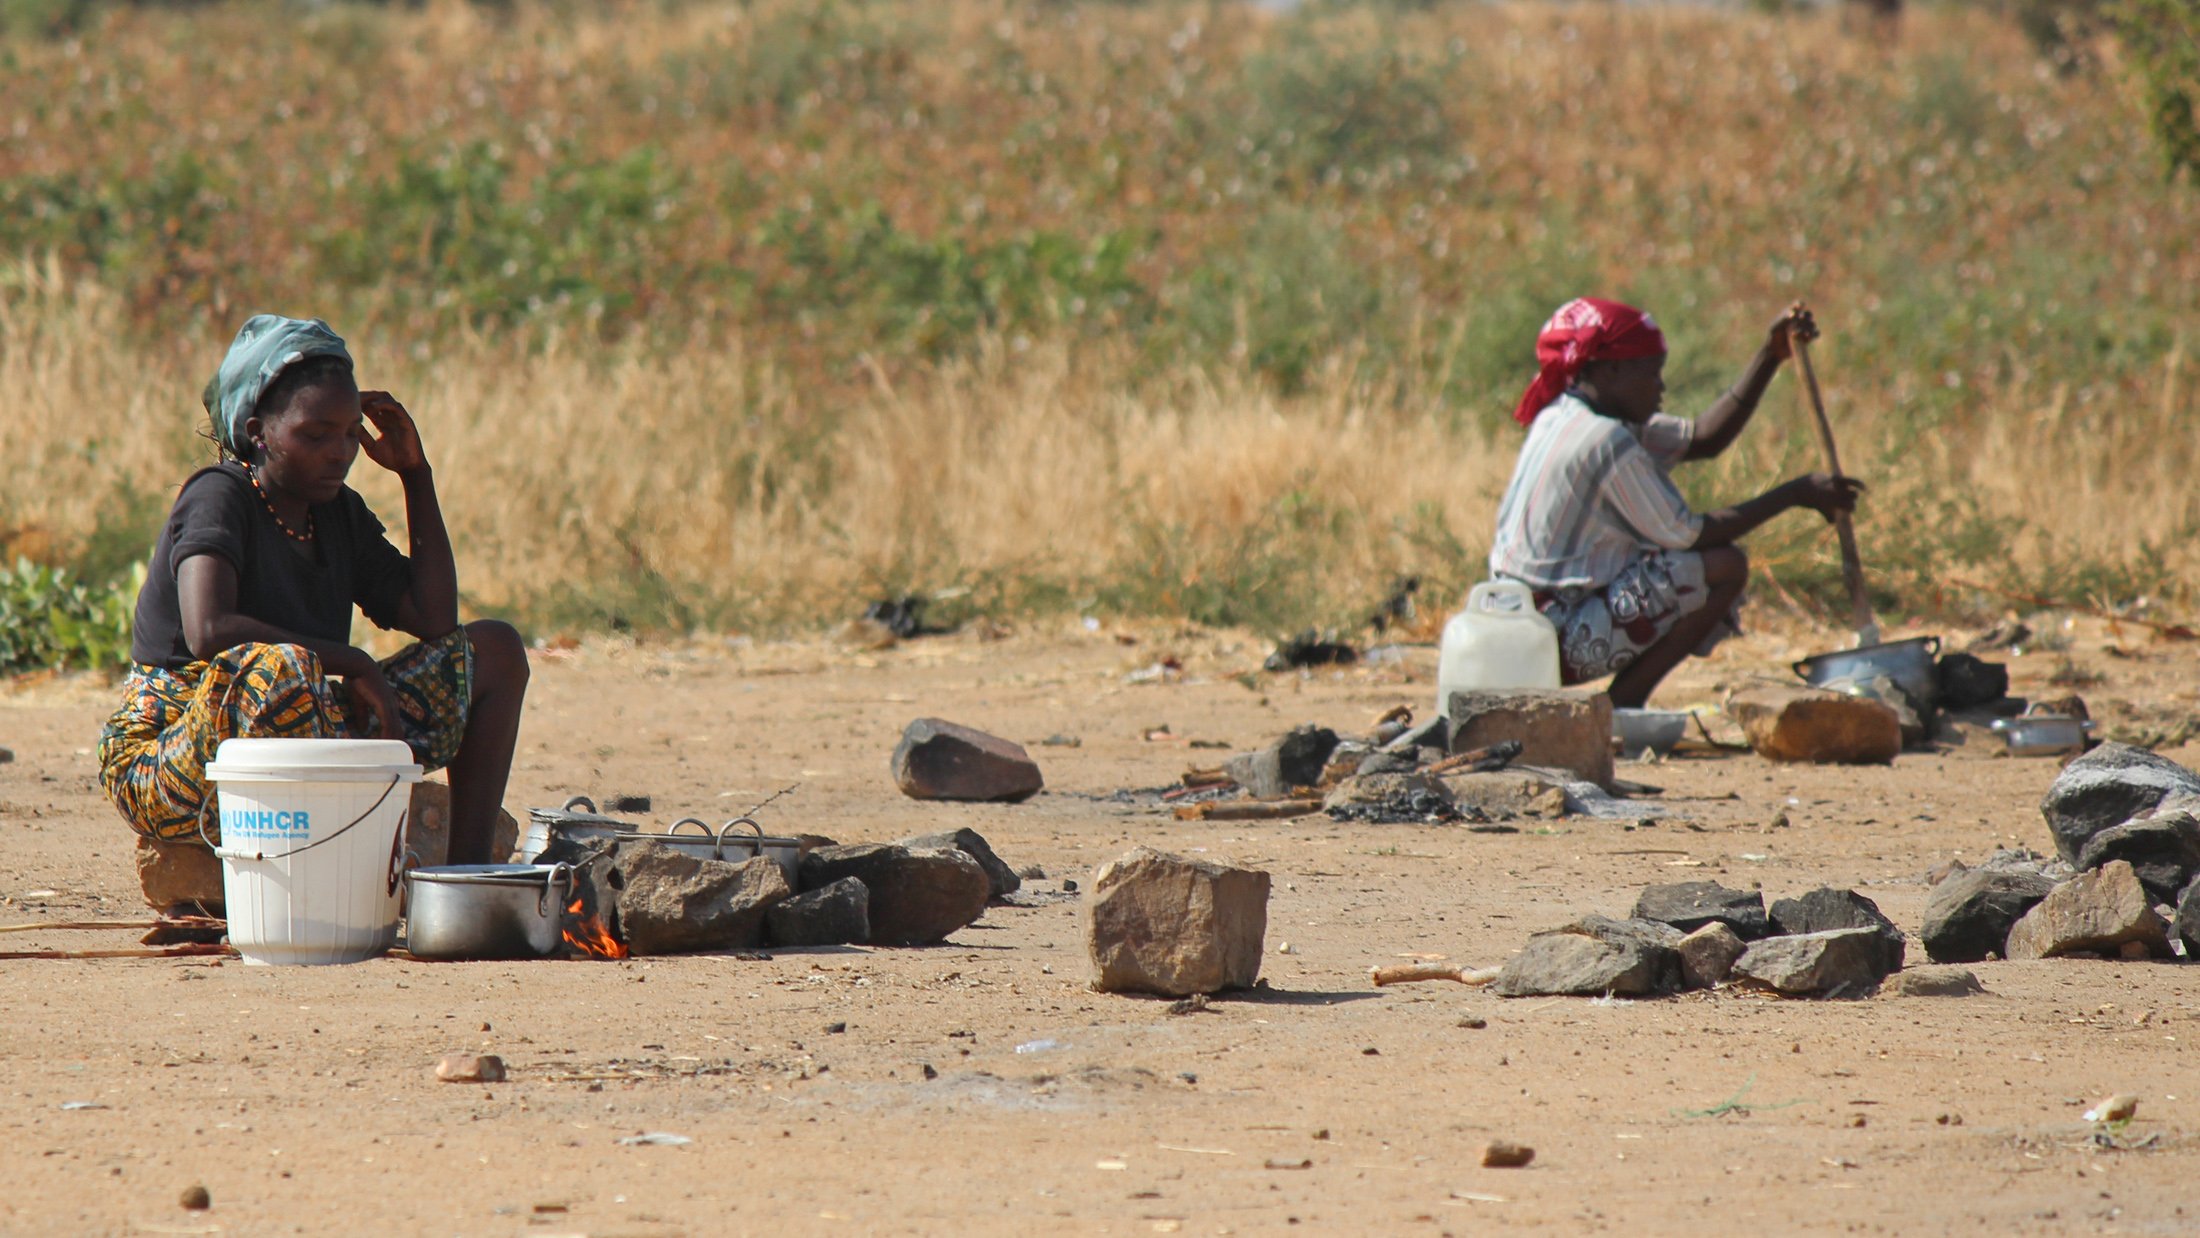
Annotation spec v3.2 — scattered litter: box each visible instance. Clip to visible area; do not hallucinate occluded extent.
[1263,1158,1314,1170]
[1014,1038,1065,1055]
[58,1101,106,1111]
[2084,1094,2139,1124]
[617,1132,693,1147]
[1481,1140,1535,1168]
[1095,1159,1128,1171]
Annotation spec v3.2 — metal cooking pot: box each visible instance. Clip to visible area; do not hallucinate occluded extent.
[522,795,636,862]
[617,817,803,886]
[1793,636,1942,707]
[1991,714,2093,758]
[405,863,573,960]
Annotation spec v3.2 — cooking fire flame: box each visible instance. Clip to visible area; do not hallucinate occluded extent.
[563,897,627,960]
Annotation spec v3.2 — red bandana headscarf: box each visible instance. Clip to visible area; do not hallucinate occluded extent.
[1510,297,1668,426]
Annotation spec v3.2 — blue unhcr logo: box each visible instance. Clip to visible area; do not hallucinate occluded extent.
[222,808,314,839]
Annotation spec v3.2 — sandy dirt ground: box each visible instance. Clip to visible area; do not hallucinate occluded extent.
[4,614,2200,1236]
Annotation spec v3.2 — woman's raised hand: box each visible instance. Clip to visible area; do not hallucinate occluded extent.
[356,391,428,475]
[1766,302,1819,362]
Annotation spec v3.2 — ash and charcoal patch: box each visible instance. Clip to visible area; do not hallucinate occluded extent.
[1326,788,1485,826]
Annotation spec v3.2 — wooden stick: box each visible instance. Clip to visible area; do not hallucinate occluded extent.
[1426,740,1523,777]
[1174,798,1324,822]
[1790,331,1879,647]
[0,920,161,935]
[0,943,235,961]
[1370,962,1501,987]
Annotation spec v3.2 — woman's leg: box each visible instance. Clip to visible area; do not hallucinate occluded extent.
[1606,547,1749,708]
[444,619,530,864]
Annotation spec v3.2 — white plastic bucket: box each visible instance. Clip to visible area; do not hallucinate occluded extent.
[204,738,422,966]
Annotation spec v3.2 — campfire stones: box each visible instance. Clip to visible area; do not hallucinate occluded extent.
[133,834,224,915]
[1676,922,1747,989]
[2040,743,2200,865]
[1492,918,1679,998]
[2176,877,2200,956]
[1881,966,1986,998]
[1632,881,1770,940]
[1085,847,1270,997]
[2003,860,2170,961]
[435,1053,507,1083]
[1768,888,1906,973]
[1726,686,1901,765]
[1446,689,1613,789]
[1223,725,1340,800]
[1731,928,1893,997]
[891,718,1044,803]
[897,828,1021,898]
[2074,810,2200,905]
[765,877,871,948]
[407,781,521,866]
[615,842,792,956]
[800,843,990,946]
[1920,867,2058,963]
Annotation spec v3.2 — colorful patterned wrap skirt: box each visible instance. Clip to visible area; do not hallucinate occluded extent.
[1524,549,1742,685]
[97,629,473,843]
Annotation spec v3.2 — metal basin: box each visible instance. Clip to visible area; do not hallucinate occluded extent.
[1991,715,2093,757]
[405,864,573,961]
[1793,636,1942,707]
[1612,709,1691,758]
[616,817,802,886]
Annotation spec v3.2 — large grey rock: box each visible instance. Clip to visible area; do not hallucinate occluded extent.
[615,842,792,955]
[1085,847,1270,996]
[2074,811,2200,905]
[764,877,871,947]
[1677,922,1747,989]
[898,828,1021,899]
[800,843,991,946]
[134,835,225,914]
[1920,867,2058,963]
[1493,918,1679,997]
[2040,743,2200,865]
[1446,689,1613,788]
[1727,686,1901,765]
[1632,881,1770,940]
[1732,927,1892,997]
[2004,860,2170,960]
[1768,888,1906,973]
[890,718,1044,803]
[1881,966,1987,998]
[1436,769,1571,819]
[1224,725,1340,799]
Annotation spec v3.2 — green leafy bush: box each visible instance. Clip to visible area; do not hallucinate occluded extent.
[0,558,140,674]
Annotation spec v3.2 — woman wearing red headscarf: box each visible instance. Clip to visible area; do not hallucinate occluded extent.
[1489,300,1863,707]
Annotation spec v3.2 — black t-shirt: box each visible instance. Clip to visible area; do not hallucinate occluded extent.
[129,463,416,670]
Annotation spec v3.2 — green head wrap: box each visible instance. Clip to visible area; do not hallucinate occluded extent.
[202,314,352,458]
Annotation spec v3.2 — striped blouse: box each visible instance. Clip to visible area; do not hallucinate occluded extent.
[1487,395,1701,592]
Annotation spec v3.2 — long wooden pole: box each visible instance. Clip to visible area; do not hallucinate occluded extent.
[1790,332,1880,648]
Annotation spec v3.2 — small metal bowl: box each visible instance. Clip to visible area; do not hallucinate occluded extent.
[1613,709,1692,758]
[1990,714,2093,757]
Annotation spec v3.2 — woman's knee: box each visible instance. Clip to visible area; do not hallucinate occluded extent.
[230,641,322,679]
[466,619,530,689]
[1701,546,1750,590]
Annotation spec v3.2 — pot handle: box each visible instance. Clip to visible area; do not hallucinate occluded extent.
[540,862,574,917]
[667,817,714,837]
[386,808,411,897]
[715,816,766,861]
[1790,659,1814,681]
[1923,635,1942,657]
[563,795,598,814]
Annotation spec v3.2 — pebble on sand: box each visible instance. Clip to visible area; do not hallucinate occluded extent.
[435,1052,507,1083]
[180,1185,211,1210]
[1481,1140,1535,1168]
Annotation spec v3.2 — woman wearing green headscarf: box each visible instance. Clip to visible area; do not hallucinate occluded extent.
[97,316,530,883]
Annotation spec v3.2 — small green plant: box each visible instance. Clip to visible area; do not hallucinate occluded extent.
[0,558,140,674]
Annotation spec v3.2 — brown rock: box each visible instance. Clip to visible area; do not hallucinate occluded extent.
[1481,1141,1535,1168]
[134,834,225,915]
[434,1052,506,1083]
[1446,689,1614,788]
[616,843,792,955]
[800,843,991,946]
[2003,861,2171,960]
[1881,966,1987,998]
[891,718,1044,802]
[179,1185,211,1210]
[1436,769,1570,819]
[1676,922,1747,989]
[1727,686,1901,765]
[1086,847,1270,996]
[406,781,521,865]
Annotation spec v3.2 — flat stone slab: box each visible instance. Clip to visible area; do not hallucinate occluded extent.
[1727,686,1900,765]
[1446,688,1613,789]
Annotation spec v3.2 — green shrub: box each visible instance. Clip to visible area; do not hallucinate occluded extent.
[0,558,139,674]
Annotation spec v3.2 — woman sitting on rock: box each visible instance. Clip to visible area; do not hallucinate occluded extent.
[98,315,529,868]
[1489,298,1863,707]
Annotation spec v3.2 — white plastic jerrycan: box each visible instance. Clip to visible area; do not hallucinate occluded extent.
[1436,580,1561,717]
